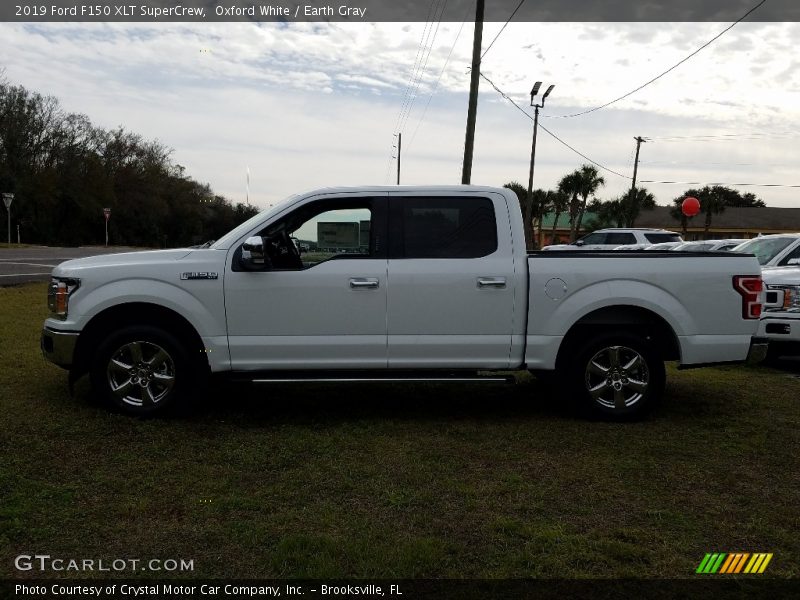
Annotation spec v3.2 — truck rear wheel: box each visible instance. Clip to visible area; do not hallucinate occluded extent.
[567,332,665,420]
[90,325,197,416]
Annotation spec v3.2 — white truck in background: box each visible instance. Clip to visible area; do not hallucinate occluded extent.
[542,228,682,251]
[760,266,800,360]
[41,186,767,420]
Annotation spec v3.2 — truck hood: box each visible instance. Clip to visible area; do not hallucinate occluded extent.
[762,266,800,285]
[53,249,195,277]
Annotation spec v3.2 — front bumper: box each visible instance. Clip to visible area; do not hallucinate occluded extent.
[746,336,770,365]
[41,326,80,369]
[757,315,800,343]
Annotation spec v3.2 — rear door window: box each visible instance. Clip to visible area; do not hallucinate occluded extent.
[606,232,637,245]
[644,233,682,243]
[396,197,497,259]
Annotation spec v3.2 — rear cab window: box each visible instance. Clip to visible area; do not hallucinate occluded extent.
[392,197,498,259]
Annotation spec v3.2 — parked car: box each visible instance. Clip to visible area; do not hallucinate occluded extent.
[612,244,649,250]
[673,239,749,252]
[760,266,800,359]
[41,186,765,420]
[645,242,684,251]
[731,234,800,267]
[542,228,682,251]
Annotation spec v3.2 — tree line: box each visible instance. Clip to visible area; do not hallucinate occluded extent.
[0,72,257,247]
[504,165,765,248]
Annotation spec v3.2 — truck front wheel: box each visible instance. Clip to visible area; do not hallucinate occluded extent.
[568,332,665,420]
[90,325,196,416]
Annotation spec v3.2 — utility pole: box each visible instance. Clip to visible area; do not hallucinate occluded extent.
[461,0,484,185]
[626,136,647,227]
[396,132,402,185]
[631,136,646,190]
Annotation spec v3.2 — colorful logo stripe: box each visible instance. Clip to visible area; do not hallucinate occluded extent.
[696,553,773,574]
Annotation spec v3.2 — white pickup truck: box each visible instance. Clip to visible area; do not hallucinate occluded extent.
[41,186,767,419]
[760,266,800,359]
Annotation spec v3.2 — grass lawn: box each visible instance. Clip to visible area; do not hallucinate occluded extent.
[1,282,798,579]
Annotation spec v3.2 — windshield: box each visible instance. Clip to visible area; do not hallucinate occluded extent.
[676,242,713,252]
[732,237,796,265]
[211,194,300,249]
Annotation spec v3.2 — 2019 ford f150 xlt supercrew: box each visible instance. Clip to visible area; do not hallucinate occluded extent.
[41,186,767,419]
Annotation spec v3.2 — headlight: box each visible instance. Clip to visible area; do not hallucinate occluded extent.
[47,277,80,318]
[765,284,800,313]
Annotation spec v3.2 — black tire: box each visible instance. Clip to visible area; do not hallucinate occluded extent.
[564,332,665,421]
[90,325,200,416]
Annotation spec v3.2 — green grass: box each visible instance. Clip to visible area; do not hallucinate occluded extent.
[1,282,799,579]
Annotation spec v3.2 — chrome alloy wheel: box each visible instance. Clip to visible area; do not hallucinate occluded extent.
[584,345,650,410]
[106,340,176,407]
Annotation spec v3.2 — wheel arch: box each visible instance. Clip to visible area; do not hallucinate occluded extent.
[555,304,681,371]
[72,302,209,378]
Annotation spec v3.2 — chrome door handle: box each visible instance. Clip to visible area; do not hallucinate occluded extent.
[477,277,506,289]
[349,278,379,289]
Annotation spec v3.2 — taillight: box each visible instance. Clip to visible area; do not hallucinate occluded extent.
[733,275,763,319]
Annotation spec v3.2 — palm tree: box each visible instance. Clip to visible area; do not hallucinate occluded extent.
[549,190,570,245]
[702,186,729,233]
[572,165,606,241]
[622,186,656,227]
[590,198,626,228]
[502,181,530,243]
[558,171,582,241]
[531,189,554,249]
[503,182,557,249]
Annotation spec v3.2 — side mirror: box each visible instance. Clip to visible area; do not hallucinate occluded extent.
[240,236,270,270]
[575,240,585,246]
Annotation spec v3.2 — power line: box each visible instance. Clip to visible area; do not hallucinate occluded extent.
[546,0,769,119]
[385,0,439,182]
[385,0,449,182]
[640,160,798,168]
[391,0,439,135]
[649,133,798,142]
[479,70,799,190]
[640,180,800,188]
[478,71,631,179]
[409,17,468,146]
[396,0,449,135]
[480,0,526,60]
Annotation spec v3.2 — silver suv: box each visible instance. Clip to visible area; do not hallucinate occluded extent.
[543,228,682,251]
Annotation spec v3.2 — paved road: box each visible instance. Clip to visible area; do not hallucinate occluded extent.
[0,246,147,286]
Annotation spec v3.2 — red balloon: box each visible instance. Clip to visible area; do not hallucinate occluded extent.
[682,197,701,217]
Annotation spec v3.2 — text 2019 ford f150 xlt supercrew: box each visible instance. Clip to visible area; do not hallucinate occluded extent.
[41,186,767,419]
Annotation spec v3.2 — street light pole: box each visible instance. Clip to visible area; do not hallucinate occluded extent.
[525,82,554,249]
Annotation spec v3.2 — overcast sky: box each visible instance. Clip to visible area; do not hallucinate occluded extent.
[1,19,799,209]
